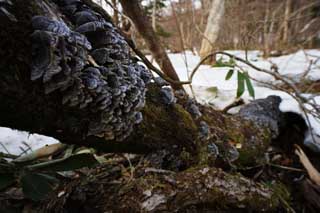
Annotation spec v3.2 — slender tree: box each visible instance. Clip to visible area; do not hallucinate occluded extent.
[119,0,182,90]
[199,0,225,64]
[282,0,292,44]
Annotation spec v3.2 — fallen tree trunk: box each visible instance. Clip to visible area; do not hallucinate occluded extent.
[97,166,281,212]
[0,0,273,170]
[0,0,289,212]
[34,164,283,212]
[0,0,272,167]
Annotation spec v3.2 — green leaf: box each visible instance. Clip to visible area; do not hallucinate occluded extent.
[205,86,218,94]
[205,86,218,99]
[225,69,234,80]
[0,173,15,190]
[21,173,59,201]
[237,71,246,98]
[213,57,236,68]
[229,57,236,66]
[244,72,255,98]
[27,153,98,172]
[213,57,225,67]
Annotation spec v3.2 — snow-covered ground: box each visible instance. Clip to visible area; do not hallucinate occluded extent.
[148,50,320,114]
[161,49,320,151]
[1,49,320,155]
[164,50,320,108]
[0,128,58,156]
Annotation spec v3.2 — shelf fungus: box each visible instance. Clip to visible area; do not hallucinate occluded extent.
[160,87,176,105]
[31,0,151,141]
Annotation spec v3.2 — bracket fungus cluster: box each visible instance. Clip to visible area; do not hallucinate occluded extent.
[31,0,151,141]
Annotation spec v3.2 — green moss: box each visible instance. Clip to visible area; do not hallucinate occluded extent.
[267,182,291,209]
[137,85,198,153]
[197,143,210,166]
[141,101,197,140]
[179,148,192,162]
[224,119,271,167]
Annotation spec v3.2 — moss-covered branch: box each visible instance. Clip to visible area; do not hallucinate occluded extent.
[0,0,273,168]
[0,1,292,212]
[31,164,285,212]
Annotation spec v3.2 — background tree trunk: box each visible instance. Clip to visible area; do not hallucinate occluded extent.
[199,0,225,64]
[282,0,292,44]
[152,0,157,31]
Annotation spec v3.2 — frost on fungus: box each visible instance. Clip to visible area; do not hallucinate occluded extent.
[30,0,151,141]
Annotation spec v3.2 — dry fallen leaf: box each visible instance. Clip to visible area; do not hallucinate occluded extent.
[13,143,66,163]
[295,144,320,186]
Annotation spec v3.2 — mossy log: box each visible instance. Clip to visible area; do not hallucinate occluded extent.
[98,166,281,212]
[0,0,288,211]
[34,164,284,212]
[0,0,271,167]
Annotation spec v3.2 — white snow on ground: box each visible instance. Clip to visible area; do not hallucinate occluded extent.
[1,49,320,154]
[150,50,320,135]
[0,127,58,156]
[165,50,320,103]
[149,50,320,100]
[163,49,320,151]
[152,50,320,112]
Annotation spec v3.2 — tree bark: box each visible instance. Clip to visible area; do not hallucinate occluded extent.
[283,0,292,44]
[30,164,283,212]
[119,0,182,90]
[199,0,225,64]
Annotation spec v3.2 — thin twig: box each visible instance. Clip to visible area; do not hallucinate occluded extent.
[103,0,133,28]
[144,167,175,174]
[0,142,11,154]
[122,153,135,181]
[268,163,305,172]
[0,152,18,159]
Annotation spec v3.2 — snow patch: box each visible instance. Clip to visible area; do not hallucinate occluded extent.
[165,49,320,151]
[0,127,58,156]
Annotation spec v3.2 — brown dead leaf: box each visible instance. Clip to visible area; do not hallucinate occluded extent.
[295,144,320,186]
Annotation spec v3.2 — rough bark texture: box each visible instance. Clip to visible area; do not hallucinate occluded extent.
[0,0,289,212]
[98,167,280,212]
[119,0,182,90]
[199,0,225,63]
[37,165,283,212]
